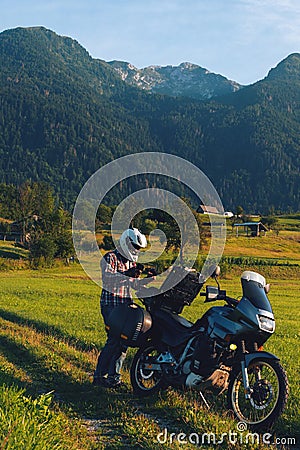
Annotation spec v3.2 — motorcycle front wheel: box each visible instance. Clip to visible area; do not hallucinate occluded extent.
[130,344,167,396]
[227,358,289,431]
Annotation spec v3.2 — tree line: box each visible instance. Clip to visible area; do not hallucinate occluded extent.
[0,181,209,268]
[0,179,284,270]
[0,181,73,267]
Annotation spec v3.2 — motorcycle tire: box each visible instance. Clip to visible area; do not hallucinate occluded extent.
[130,344,168,397]
[227,357,289,431]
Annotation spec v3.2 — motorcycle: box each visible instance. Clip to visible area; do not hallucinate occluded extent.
[116,265,289,431]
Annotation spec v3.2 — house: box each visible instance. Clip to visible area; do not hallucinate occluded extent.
[197,204,220,215]
[233,222,268,237]
[0,215,39,243]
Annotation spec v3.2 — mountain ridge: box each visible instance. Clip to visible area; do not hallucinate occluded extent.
[267,53,300,81]
[0,26,125,98]
[108,59,242,100]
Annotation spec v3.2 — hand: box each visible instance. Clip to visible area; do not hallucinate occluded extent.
[138,276,156,286]
[145,268,157,277]
[125,265,144,278]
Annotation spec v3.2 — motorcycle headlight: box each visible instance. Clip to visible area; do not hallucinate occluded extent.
[258,315,275,333]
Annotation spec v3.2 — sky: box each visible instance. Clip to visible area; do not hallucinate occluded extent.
[1,0,300,85]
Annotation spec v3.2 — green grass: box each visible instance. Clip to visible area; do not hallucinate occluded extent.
[0,241,29,271]
[0,385,90,450]
[0,265,299,449]
[277,214,300,231]
[222,231,300,265]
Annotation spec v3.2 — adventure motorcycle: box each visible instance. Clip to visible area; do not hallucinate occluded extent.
[106,266,289,430]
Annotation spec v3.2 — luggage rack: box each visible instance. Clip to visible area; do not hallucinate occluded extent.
[140,266,202,314]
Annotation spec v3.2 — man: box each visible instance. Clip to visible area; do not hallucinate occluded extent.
[93,227,153,388]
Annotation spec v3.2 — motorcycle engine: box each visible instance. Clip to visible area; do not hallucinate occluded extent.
[182,359,192,374]
[190,334,218,378]
[183,335,230,393]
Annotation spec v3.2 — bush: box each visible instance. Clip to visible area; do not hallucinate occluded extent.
[55,231,74,263]
[140,219,157,235]
[29,234,57,268]
[261,216,279,230]
[100,234,114,251]
[0,385,72,450]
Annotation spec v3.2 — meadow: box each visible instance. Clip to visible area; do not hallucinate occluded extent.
[0,226,299,449]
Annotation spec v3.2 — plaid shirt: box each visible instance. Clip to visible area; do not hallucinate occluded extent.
[100,249,136,307]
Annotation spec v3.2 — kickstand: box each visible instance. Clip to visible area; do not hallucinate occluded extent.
[199,391,210,409]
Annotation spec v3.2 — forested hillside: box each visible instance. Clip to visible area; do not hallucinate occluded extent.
[0,27,299,212]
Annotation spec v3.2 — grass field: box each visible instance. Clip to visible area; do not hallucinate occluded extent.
[0,227,299,449]
[223,231,300,265]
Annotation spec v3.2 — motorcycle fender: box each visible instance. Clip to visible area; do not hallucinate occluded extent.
[244,351,279,367]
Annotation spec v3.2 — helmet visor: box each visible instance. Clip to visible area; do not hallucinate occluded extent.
[125,237,142,255]
[131,242,142,251]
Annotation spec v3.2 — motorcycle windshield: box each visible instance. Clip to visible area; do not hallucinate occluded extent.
[241,279,273,313]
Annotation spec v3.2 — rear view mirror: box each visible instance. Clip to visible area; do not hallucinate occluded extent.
[205,286,219,302]
[203,285,227,302]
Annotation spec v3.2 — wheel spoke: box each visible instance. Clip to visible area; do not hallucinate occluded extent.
[135,347,164,391]
[231,361,280,425]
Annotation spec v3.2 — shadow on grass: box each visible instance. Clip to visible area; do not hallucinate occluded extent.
[0,312,148,441]
[0,322,146,449]
[0,331,132,421]
[0,308,96,352]
[0,248,24,259]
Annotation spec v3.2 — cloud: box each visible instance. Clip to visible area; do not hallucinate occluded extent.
[239,0,300,43]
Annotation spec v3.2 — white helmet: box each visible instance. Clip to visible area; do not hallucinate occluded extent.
[119,228,147,262]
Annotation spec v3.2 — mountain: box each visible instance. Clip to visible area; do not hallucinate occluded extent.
[0,27,299,213]
[0,26,126,98]
[108,60,242,100]
[267,53,300,82]
[0,27,158,205]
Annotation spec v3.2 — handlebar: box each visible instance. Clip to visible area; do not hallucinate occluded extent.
[201,285,239,307]
[225,296,239,307]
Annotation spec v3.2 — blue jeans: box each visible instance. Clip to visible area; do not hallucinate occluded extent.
[94,305,127,383]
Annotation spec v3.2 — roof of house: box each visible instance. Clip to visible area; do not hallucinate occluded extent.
[197,204,220,214]
[233,222,268,231]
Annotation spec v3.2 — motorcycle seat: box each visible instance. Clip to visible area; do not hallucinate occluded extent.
[157,309,193,328]
[153,309,196,346]
[157,309,206,331]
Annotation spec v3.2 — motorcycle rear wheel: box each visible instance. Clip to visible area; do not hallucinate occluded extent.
[130,344,167,396]
[227,358,289,431]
